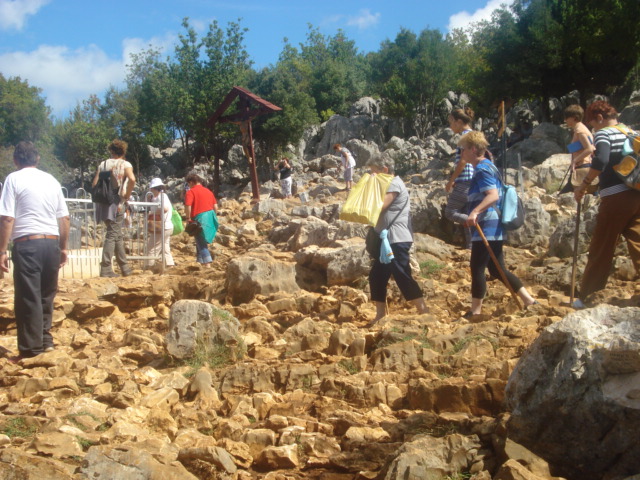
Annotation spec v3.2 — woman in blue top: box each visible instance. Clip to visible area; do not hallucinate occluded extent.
[445,107,475,249]
[461,131,536,317]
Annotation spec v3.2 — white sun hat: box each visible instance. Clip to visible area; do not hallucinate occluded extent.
[149,178,165,189]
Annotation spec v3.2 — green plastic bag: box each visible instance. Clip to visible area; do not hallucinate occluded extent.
[171,208,184,236]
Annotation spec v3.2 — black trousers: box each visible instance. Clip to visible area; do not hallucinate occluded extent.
[470,240,523,299]
[12,238,60,357]
[369,242,423,303]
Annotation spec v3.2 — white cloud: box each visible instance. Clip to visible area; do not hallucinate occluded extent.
[0,34,175,118]
[447,0,515,31]
[0,0,49,30]
[346,9,380,30]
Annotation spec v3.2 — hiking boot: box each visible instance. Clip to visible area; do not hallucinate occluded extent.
[120,267,133,277]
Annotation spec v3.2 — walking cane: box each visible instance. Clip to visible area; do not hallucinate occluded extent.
[570,199,582,305]
[474,223,523,310]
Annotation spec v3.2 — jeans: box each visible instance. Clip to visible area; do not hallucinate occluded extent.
[101,210,130,274]
[195,232,212,264]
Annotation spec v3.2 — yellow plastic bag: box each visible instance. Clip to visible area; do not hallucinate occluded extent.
[339,173,393,226]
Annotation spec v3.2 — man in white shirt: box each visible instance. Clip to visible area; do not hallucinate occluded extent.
[0,141,70,359]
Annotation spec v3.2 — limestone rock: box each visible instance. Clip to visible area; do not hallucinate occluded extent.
[505,305,640,480]
[225,255,300,305]
[80,445,198,479]
[166,299,241,359]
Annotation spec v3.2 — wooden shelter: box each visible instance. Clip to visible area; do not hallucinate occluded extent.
[208,86,282,201]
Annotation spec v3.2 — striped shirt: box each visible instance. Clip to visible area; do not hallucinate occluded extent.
[468,159,502,242]
[454,129,474,183]
[593,124,631,198]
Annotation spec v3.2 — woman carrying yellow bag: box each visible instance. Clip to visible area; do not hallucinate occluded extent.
[366,154,428,325]
[339,172,393,226]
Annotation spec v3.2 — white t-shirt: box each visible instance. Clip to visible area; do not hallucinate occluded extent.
[340,148,356,169]
[0,167,69,240]
[152,192,173,230]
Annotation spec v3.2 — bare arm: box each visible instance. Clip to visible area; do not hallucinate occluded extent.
[574,167,601,202]
[92,169,100,187]
[184,205,192,220]
[465,188,499,227]
[57,216,70,268]
[446,158,468,192]
[570,132,596,168]
[0,216,15,273]
[122,166,136,201]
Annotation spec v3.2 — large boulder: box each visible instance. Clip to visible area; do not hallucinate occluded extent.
[225,253,300,304]
[505,305,640,480]
[166,300,241,359]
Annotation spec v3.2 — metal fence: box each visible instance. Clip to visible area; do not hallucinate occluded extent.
[3,189,167,279]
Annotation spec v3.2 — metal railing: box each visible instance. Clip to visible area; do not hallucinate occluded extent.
[4,189,168,279]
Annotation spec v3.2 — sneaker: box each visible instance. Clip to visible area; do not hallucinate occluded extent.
[100,271,119,278]
[120,268,133,277]
[44,346,55,352]
[572,299,586,309]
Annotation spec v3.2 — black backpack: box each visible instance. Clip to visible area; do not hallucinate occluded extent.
[92,169,120,205]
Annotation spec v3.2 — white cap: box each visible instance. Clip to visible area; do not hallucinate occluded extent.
[149,178,165,189]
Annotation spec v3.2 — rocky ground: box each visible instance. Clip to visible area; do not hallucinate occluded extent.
[0,181,638,480]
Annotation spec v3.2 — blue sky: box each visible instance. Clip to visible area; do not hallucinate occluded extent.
[0,0,512,118]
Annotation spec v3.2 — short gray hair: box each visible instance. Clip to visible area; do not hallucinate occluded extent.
[366,153,395,174]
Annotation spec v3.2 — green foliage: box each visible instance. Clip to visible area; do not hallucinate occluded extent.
[338,358,359,374]
[469,0,640,107]
[0,74,51,147]
[419,260,445,279]
[76,436,97,450]
[1,417,38,438]
[52,95,113,187]
[369,28,459,136]
[183,334,246,375]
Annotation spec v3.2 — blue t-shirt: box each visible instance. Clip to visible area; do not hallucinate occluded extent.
[467,159,503,242]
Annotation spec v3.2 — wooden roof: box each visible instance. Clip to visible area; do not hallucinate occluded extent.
[207,86,281,126]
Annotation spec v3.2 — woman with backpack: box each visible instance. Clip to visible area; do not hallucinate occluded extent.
[460,131,537,318]
[144,178,175,271]
[572,100,640,308]
[92,139,136,278]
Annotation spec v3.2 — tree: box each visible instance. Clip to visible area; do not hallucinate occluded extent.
[251,40,319,161]
[299,26,368,119]
[0,74,51,146]
[469,0,640,109]
[53,95,113,188]
[369,28,459,137]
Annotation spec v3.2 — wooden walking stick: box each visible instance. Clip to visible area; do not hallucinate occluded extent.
[570,199,582,305]
[475,223,523,310]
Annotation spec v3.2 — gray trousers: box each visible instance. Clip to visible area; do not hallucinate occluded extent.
[12,238,60,357]
[101,210,130,274]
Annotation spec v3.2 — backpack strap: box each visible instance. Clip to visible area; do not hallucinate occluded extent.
[482,161,505,218]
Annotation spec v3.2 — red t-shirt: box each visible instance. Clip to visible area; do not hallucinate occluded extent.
[185,184,217,218]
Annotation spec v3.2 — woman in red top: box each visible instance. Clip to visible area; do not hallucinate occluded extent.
[184,173,218,267]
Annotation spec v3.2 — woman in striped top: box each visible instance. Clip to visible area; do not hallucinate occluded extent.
[445,107,475,249]
[573,100,640,308]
